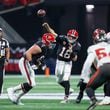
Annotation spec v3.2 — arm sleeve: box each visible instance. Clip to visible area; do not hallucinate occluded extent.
[80,51,95,83]
[56,35,69,45]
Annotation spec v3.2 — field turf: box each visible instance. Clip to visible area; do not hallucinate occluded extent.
[0,75,109,110]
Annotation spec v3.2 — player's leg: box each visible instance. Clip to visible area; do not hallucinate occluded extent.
[7,57,36,105]
[86,68,107,110]
[0,58,5,94]
[55,60,73,103]
[60,61,73,103]
[55,60,66,88]
[76,81,87,103]
[16,57,36,104]
[76,64,97,104]
[98,81,110,105]
[76,70,90,103]
[0,67,4,95]
[104,81,110,97]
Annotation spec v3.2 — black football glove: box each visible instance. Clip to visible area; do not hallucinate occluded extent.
[77,79,84,87]
[38,63,47,70]
[36,56,45,66]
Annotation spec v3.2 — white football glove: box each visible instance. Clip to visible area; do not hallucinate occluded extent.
[31,64,38,70]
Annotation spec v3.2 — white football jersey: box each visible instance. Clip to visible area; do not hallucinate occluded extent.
[81,42,110,82]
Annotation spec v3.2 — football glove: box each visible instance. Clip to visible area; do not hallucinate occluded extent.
[29,61,37,70]
[38,63,47,70]
[31,64,38,70]
[36,56,45,66]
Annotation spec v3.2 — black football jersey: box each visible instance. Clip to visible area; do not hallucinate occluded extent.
[56,35,81,62]
[31,41,48,65]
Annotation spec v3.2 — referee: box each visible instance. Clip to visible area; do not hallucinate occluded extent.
[0,28,10,94]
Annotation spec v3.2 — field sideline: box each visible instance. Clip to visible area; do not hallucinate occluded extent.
[0,75,109,110]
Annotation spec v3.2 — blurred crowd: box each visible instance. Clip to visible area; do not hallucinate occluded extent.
[0,0,41,10]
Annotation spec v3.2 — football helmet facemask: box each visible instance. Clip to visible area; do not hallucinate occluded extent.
[67,29,79,43]
[93,28,106,43]
[0,28,3,39]
[42,33,55,46]
[106,32,110,42]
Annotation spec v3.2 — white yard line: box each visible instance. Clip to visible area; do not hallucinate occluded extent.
[4,75,80,79]
[0,93,104,100]
[3,75,104,100]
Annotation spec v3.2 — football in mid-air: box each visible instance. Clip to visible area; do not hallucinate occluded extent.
[37,9,46,17]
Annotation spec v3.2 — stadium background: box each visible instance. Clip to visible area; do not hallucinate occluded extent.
[0,0,110,75]
[1,1,110,110]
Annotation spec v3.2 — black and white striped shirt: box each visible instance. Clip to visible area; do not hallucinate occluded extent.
[0,38,9,57]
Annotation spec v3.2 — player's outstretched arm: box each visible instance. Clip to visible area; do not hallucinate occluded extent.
[42,22,58,36]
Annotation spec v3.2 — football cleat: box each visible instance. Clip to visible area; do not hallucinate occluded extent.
[97,96,110,105]
[75,93,83,103]
[86,99,97,110]
[60,96,69,104]
[7,88,16,103]
[7,88,24,105]
[13,99,24,105]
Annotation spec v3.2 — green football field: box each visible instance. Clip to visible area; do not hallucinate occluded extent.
[0,75,110,110]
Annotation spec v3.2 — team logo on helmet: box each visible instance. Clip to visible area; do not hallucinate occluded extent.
[67,29,78,43]
[93,28,106,43]
[42,33,55,46]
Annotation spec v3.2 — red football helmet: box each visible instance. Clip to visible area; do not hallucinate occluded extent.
[67,29,79,43]
[93,28,106,43]
[42,33,55,46]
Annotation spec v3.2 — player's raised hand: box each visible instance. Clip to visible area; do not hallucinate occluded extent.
[42,22,58,36]
[42,22,50,30]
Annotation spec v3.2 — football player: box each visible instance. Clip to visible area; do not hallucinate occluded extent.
[97,32,110,105]
[76,29,110,104]
[42,23,81,103]
[7,33,55,105]
[80,28,110,110]
[76,64,96,103]
[0,28,10,95]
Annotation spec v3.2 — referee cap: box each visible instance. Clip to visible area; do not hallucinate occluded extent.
[0,28,2,31]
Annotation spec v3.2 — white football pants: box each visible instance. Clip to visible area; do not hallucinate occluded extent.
[19,57,36,87]
[55,59,72,83]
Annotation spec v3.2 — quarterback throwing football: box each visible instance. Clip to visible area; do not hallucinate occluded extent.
[43,23,81,103]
